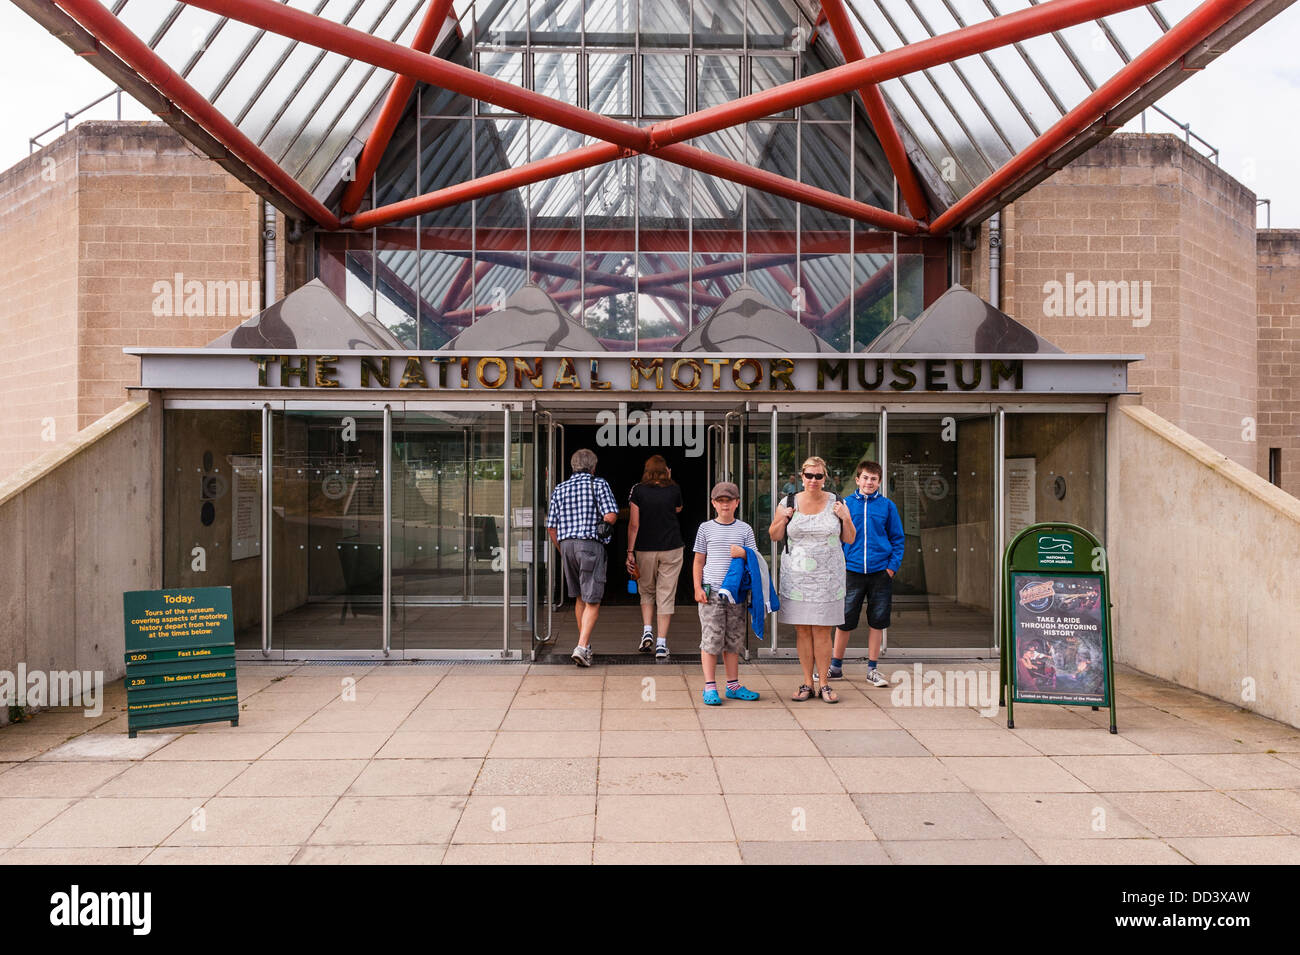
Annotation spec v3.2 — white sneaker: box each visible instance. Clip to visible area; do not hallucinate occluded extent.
[654,643,669,660]
[639,631,654,652]
[570,645,593,667]
[865,667,889,687]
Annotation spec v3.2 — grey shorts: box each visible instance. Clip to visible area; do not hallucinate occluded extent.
[698,592,746,655]
[561,538,607,604]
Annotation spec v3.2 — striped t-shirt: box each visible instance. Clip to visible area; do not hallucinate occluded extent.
[692,519,758,586]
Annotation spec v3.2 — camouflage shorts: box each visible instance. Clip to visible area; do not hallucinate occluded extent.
[698,592,747,655]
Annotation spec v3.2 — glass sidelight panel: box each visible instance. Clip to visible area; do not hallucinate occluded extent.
[163,409,265,650]
[274,410,386,651]
[391,410,510,652]
[1005,413,1106,544]
[885,413,996,651]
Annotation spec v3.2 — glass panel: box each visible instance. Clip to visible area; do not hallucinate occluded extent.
[534,52,578,106]
[417,250,470,347]
[852,252,894,350]
[800,254,851,351]
[164,409,264,651]
[696,55,741,110]
[639,0,687,46]
[530,251,582,319]
[637,252,690,348]
[582,252,636,350]
[693,0,743,48]
[275,410,386,651]
[1004,414,1106,543]
[474,0,526,46]
[393,410,508,652]
[643,54,687,117]
[588,53,633,116]
[530,0,582,45]
[885,413,995,651]
[690,252,743,326]
[750,55,795,118]
[748,0,798,52]
[586,0,637,46]
[476,51,524,112]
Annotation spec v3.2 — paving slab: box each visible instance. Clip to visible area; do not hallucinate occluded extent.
[221,760,368,797]
[596,794,734,843]
[487,731,599,758]
[94,760,249,798]
[442,843,592,865]
[1012,728,1148,755]
[162,796,337,847]
[723,794,874,842]
[0,798,77,848]
[808,730,930,758]
[976,792,1155,841]
[594,842,742,865]
[908,729,1039,757]
[1023,839,1190,865]
[376,732,496,759]
[1166,835,1300,865]
[714,756,844,794]
[263,732,391,761]
[0,760,132,797]
[856,792,1017,841]
[498,708,601,732]
[603,709,701,732]
[1162,753,1300,790]
[739,841,891,865]
[705,729,820,757]
[599,730,710,757]
[830,756,968,793]
[597,757,720,795]
[143,846,300,865]
[1105,791,1288,838]
[1050,755,1210,792]
[882,838,1041,864]
[37,734,178,761]
[0,847,153,865]
[940,756,1091,792]
[292,844,448,865]
[309,795,465,845]
[1222,789,1300,834]
[22,797,197,848]
[474,757,597,795]
[452,795,595,844]
[347,758,483,796]
[148,732,284,762]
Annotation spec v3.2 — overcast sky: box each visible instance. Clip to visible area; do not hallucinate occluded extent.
[1,1,1296,227]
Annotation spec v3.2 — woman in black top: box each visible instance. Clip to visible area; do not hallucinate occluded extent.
[626,454,684,658]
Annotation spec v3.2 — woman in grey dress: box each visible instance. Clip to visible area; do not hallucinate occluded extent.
[770,456,856,702]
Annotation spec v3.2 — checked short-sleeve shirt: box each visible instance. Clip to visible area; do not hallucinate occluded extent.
[545,472,618,541]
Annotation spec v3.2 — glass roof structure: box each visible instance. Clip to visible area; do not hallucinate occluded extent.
[17,0,1289,227]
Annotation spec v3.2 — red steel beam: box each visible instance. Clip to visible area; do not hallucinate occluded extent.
[341,0,457,215]
[820,0,930,220]
[929,0,1253,234]
[53,0,340,229]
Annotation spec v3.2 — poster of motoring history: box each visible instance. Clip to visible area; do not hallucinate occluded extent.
[1010,572,1108,706]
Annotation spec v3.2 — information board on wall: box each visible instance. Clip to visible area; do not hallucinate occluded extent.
[1005,457,1036,539]
[230,455,261,560]
[122,587,239,737]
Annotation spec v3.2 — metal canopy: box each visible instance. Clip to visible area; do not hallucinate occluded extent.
[20,0,1291,234]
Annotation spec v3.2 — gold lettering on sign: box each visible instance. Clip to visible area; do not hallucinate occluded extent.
[953,360,981,391]
[889,359,916,391]
[429,356,452,387]
[732,358,762,391]
[590,359,611,390]
[250,356,275,386]
[769,358,795,391]
[514,357,544,388]
[991,360,1023,389]
[459,357,470,389]
[670,358,702,391]
[281,355,310,387]
[859,359,885,390]
[703,358,728,391]
[553,356,580,389]
[630,357,664,390]
[477,357,507,389]
[399,357,427,388]
[360,356,390,388]
[315,356,340,388]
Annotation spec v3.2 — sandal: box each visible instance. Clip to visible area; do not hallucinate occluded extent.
[791,684,814,702]
[819,684,839,704]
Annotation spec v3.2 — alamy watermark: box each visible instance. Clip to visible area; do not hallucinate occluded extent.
[1042,272,1152,327]
[151,273,260,318]
[595,402,706,458]
[1,664,104,717]
[889,663,999,717]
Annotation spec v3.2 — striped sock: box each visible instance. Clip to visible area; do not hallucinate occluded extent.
[705,682,717,690]
[727,680,740,692]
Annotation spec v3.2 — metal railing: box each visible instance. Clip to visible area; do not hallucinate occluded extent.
[1139,103,1219,165]
[29,88,125,154]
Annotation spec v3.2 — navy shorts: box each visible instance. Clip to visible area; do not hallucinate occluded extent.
[842,570,892,631]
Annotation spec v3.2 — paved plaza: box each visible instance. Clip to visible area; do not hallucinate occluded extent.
[1,660,1298,865]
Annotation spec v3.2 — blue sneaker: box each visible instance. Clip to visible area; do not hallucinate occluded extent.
[702,687,722,705]
[725,685,760,701]
[827,664,843,680]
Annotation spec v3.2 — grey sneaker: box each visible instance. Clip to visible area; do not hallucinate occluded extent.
[639,632,654,653]
[654,642,669,660]
[865,667,889,687]
[827,664,843,679]
[570,645,593,667]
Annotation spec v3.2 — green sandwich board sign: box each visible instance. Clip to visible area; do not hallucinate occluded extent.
[999,523,1117,734]
[122,587,239,737]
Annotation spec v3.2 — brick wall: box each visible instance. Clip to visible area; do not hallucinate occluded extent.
[0,122,262,480]
[0,134,81,475]
[1257,230,1300,498]
[999,134,1259,470]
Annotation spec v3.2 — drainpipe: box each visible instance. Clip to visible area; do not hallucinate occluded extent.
[263,201,277,308]
[988,211,1002,309]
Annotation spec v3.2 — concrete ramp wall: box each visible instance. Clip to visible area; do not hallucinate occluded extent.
[1107,402,1300,727]
[0,398,160,723]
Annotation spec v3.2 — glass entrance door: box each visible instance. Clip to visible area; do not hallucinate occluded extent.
[884,413,996,652]
[391,409,511,653]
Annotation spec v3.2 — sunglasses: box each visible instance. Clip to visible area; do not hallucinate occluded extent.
[802,472,825,480]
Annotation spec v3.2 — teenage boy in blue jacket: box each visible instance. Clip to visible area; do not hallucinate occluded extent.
[829,461,904,686]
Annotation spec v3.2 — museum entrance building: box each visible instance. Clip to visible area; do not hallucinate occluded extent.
[134,280,1127,661]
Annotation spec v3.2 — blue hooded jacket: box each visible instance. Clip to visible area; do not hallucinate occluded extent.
[716,548,780,640]
[843,489,905,574]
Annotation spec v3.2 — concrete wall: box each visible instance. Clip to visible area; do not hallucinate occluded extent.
[1107,400,1300,728]
[1257,230,1300,498]
[0,122,263,482]
[988,134,1259,471]
[0,398,161,723]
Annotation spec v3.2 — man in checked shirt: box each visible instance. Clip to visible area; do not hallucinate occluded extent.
[546,448,618,667]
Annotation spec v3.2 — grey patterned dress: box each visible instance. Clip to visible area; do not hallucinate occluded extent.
[777,496,847,626]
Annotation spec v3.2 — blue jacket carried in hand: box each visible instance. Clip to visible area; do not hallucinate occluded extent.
[717,548,780,640]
